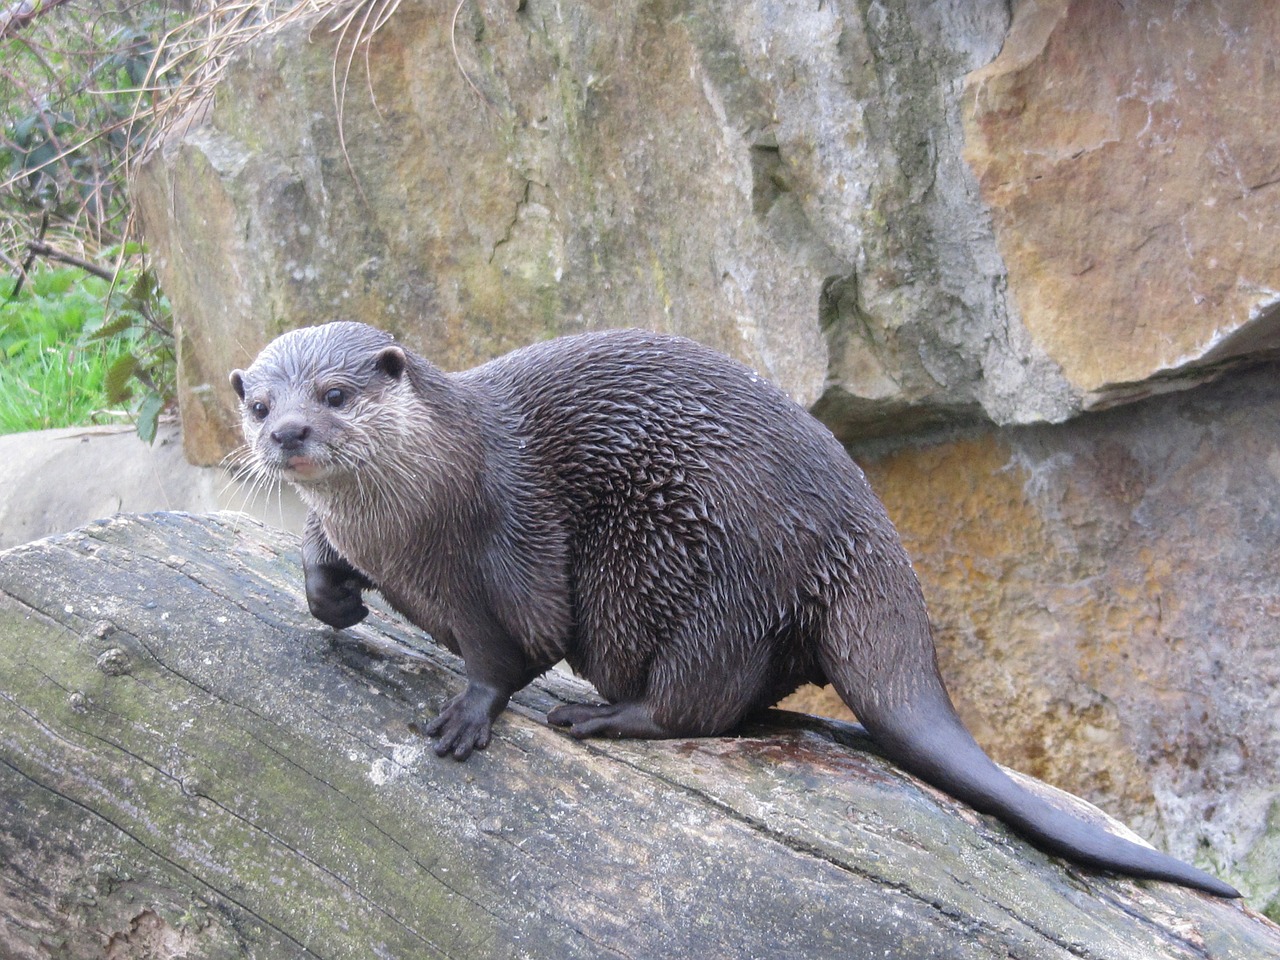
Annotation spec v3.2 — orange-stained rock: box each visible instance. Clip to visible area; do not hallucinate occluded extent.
[140,0,1280,463]
[962,0,1280,407]
[788,363,1280,913]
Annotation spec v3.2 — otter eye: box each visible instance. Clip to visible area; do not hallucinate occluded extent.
[249,401,269,421]
[323,388,346,408]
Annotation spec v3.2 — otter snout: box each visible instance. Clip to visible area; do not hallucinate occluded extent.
[261,417,329,480]
[270,420,312,452]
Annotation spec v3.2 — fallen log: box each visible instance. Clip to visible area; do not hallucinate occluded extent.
[0,512,1275,959]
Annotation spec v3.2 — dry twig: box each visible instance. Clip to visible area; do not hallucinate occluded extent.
[0,0,73,40]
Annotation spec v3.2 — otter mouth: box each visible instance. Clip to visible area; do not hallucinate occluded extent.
[253,443,345,484]
[280,455,328,481]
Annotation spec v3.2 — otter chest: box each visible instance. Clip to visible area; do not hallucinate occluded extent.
[324,516,458,636]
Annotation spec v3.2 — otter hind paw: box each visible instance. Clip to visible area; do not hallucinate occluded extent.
[546,701,668,740]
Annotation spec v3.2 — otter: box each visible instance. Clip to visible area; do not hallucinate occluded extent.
[230,321,1238,898]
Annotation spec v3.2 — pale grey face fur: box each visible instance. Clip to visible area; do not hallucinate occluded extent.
[229,321,411,490]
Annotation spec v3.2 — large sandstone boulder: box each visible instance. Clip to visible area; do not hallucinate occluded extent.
[136,0,1061,463]
[135,0,1280,451]
[132,0,1280,914]
[962,0,1280,409]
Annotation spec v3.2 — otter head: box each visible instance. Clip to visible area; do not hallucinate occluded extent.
[230,321,409,487]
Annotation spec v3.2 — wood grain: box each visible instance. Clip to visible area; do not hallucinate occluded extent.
[0,512,1274,958]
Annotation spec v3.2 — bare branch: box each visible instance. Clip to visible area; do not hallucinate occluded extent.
[25,239,117,280]
[0,0,75,40]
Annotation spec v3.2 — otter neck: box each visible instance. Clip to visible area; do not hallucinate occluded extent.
[308,378,513,572]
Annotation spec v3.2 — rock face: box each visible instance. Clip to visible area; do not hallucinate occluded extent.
[135,0,1280,454]
[794,363,1280,917]
[137,0,1071,463]
[132,0,1280,913]
[963,0,1280,409]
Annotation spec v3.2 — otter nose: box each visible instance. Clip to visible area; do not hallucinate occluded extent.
[270,423,311,451]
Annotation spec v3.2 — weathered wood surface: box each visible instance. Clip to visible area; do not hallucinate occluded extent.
[1,512,1276,959]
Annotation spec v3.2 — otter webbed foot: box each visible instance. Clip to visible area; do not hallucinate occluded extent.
[419,681,512,760]
[547,701,669,739]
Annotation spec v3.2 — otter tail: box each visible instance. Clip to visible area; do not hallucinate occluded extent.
[825,653,1240,898]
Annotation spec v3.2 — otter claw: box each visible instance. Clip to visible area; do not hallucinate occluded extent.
[417,683,506,761]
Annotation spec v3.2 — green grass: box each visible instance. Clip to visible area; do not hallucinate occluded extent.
[0,267,134,434]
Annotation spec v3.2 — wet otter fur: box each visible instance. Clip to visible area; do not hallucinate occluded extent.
[231,321,1238,898]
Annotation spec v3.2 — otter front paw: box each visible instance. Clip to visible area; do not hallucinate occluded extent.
[304,565,369,629]
[418,681,510,761]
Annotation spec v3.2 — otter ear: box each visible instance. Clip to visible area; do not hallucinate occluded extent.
[375,346,407,380]
[230,370,246,400]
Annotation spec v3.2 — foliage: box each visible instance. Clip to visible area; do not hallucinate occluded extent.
[0,0,187,263]
[0,265,122,432]
[1,0,343,440]
[0,0,186,438]
[0,261,172,437]
[94,258,175,442]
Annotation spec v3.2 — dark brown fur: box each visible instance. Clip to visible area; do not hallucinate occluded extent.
[231,321,1237,897]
